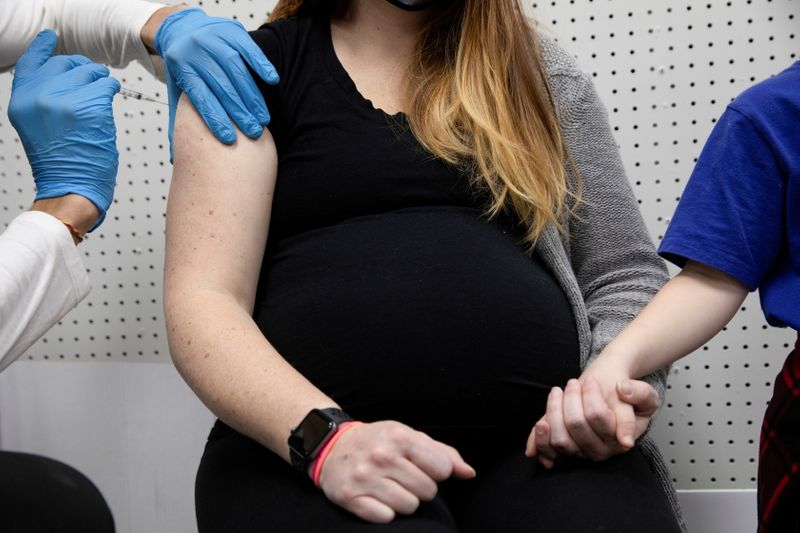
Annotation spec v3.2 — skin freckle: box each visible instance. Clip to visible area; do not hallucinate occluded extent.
[210,233,216,239]
[203,352,210,359]
[208,209,214,215]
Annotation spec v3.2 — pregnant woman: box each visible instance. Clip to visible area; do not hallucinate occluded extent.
[163,0,683,530]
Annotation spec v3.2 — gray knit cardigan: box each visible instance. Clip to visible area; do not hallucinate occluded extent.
[536,37,685,530]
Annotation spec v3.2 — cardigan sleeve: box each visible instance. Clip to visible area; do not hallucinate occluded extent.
[542,41,671,403]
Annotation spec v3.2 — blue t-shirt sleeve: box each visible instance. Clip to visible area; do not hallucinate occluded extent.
[658,106,785,290]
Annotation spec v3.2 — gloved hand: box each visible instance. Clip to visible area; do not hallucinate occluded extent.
[154,7,280,157]
[8,30,121,231]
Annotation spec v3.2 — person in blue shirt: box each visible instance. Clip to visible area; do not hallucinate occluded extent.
[528,61,799,533]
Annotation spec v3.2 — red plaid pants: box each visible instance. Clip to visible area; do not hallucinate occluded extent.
[758,334,800,533]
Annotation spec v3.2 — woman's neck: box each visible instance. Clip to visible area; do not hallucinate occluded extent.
[333,0,426,63]
[330,0,429,115]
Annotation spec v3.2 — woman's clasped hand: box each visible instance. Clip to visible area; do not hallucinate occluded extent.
[527,369,661,468]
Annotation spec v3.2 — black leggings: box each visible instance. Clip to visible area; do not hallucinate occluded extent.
[196,421,681,532]
[0,451,114,533]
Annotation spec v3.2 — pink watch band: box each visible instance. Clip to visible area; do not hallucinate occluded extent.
[312,421,362,488]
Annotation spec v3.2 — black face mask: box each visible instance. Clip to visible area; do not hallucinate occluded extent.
[384,0,444,11]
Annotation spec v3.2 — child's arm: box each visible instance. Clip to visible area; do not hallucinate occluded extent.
[596,259,749,379]
[528,260,749,466]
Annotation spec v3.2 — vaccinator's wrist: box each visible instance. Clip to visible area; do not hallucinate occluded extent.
[141,4,189,54]
[30,195,99,244]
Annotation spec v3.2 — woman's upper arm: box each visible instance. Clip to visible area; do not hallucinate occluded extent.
[165,94,278,312]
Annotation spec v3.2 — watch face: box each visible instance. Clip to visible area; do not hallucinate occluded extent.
[290,409,337,457]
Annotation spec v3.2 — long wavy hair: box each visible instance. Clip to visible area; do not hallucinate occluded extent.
[268,0,580,245]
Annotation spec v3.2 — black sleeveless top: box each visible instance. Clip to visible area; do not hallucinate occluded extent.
[248,16,579,430]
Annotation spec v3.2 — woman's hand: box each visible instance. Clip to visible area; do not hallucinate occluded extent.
[317,421,475,524]
[525,362,660,468]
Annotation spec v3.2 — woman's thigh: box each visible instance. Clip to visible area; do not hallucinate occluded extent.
[195,421,460,533]
[444,447,681,533]
[196,422,680,533]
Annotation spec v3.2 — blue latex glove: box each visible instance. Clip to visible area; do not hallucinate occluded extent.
[155,8,280,156]
[7,30,121,231]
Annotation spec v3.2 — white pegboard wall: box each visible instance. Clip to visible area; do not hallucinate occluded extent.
[0,71,171,362]
[0,0,797,492]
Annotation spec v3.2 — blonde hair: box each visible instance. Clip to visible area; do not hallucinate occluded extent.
[269,0,579,246]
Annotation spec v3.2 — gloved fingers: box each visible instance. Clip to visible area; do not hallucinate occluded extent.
[166,73,182,162]
[166,70,181,110]
[228,33,280,86]
[92,76,122,100]
[58,63,111,88]
[180,71,237,144]
[184,59,261,140]
[199,56,263,137]
[14,30,58,79]
[36,54,94,79]
[216,51,271,129]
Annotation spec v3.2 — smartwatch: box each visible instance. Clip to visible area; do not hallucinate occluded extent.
[288,407,353,473]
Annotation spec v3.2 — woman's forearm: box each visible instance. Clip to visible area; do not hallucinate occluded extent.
[166,288,339,460]
[593,261,749,379]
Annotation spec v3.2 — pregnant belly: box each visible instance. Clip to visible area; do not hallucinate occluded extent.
[253,206,580,429]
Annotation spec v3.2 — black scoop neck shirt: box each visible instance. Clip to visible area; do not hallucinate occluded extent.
[247,16,580,433]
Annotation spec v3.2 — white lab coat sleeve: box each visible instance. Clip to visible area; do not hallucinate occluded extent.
[0,0,165,76]
[0,211,91,373]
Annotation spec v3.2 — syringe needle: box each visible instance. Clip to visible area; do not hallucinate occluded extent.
[118,87,168,106]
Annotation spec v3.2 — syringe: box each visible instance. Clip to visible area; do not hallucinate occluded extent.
[118,87,168,106]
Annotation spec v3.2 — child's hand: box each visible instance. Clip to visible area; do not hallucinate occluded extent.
[525,364,660,468]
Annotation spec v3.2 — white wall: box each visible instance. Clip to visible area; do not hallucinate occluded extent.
[0,362,213,533]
